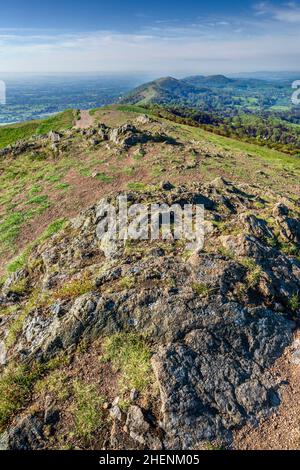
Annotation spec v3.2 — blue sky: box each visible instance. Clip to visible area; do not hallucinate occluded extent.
[0,1,299,73]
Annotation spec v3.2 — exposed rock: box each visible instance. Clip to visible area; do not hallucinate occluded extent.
[130,389,139,402]
[0,341,7,366]
[273,202,300,244]
[136,115,152,125]
[219,234,272,258]
[108,123,177,149]
[44,407,60,427]
[109,406,122,422]
[97,123,109,140]
[4,415,45,450]
[240,214,275,240]
[152,306,293,449]
[48,131,62,143]
[0,432,9,450]
[126,406,150,444]
[0,180,299,450]
[160,181,174,191]
[290,338,300,366]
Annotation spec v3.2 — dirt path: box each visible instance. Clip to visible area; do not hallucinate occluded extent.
[75,109,95,129]
[233,330,300,450]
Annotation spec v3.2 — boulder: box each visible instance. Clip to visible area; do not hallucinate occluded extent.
[3,415,45,450]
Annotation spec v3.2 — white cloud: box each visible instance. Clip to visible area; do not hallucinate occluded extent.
[254,1,300,23]
[0,7,299,74]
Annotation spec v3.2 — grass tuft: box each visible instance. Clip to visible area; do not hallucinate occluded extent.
[71,380,105,439]
[102,333,153,394]
[54,273,94,300]
[192,282,211,298]
[288,294,300,312]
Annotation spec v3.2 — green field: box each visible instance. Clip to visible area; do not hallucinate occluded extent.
[0,110,75,149]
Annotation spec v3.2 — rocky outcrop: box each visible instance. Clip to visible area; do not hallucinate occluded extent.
[0,120,178,160]
[273,203,300,244]
[152,306,293,449]
[108,123,177,149]
[0,414,45,450]
[0,180,299,449]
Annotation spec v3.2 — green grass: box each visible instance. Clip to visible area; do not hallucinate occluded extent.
[127,182,148,191]
[0,364,37,429]
[288,294,300,312]
[6,218,67,275]
[54,273,94,300]
[0,212,26,247]
[0,357,67,430]
[0,110,75,260]
[0,110,75,149]
[35,370,70,401]
[115,104,152,115]
[27,194,49,205]
[71,380,105,439]
[192,282,211,298]
[29,185,43,195]
[0,121,40,150]
[0,362,57,430]
[240,258,263,288]
[5,291,39,348]
[0,149,75,258]
[119,276,136,290]
[9,278,28,295]
[102,333,153,394]
[55,182,70,190]
[95,172,113,183]
[182,122,300,172]
[40,218,67,241]
[35,110,74,135]
[6,252,29,274]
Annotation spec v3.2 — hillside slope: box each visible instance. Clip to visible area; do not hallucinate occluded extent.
[120,78,300,155]
[0,110,76,150]
[1,105,299,274]
[0,106,300,450]
[120,75,293,113]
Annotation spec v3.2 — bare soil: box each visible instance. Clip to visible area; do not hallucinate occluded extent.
[75,110,95,129]
[233,330,300,450]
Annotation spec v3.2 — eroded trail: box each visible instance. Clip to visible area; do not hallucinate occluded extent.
[75,109,95,129]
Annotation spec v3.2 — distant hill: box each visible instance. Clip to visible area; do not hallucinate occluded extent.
[183,74,234,87]
[121,76,211,106]
[120,74,293,114]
